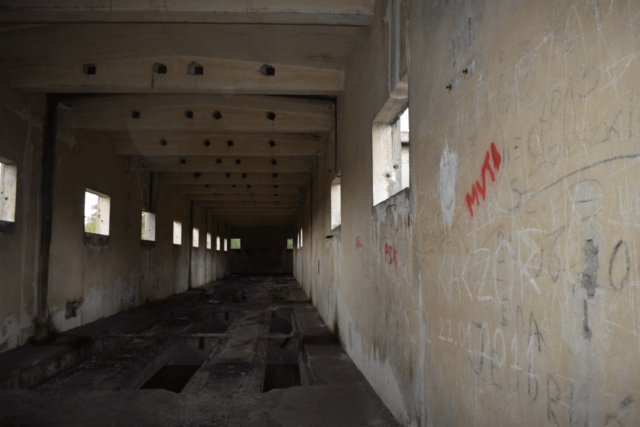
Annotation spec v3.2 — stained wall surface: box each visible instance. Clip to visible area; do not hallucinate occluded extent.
[0,67,46,352]
[295,0,640,425]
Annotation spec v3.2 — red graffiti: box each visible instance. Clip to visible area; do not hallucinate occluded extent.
[356,237,363,249]
[384,243,398,268]
[466,142,502,217]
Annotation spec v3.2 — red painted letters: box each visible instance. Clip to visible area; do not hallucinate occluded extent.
[384,243,398,268]
[466,142,502,217]
[356,237,363,249]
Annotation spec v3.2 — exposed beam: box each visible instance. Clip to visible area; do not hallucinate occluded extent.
[0,1,375,25]
[161,172,310,186]
[200,202,300,208]
[12,58,344,95]
[193,194,301,202]
[174,185,302,195]
[69,95,333,133]
[205,209,298,218]
[110,132,322,157]
[143,157,313,173]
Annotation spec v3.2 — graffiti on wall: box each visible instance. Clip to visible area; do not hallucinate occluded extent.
[384,243,398,268]
[465,142,502,217]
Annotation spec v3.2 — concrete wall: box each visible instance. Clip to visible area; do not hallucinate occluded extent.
[0,91,231,343]
[48,110,233,332]
[0,66,46,352]
[229,227,294,275]
[296,0,640,425]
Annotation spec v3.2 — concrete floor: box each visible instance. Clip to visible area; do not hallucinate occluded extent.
[0,276,400,427]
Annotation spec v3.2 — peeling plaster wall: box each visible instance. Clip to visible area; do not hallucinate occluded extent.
[298,0,640,426]
[0,66,45,353]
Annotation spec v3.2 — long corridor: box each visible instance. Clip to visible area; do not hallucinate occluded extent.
[0,276,399,427]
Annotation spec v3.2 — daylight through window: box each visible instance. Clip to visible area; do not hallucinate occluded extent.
[207,233,212,250]
[84,189,110,235]
[173,221,182,245]
[0,161,17,222]
[192,227,200,248]
[141,211,156,241]
[287,239,293,250]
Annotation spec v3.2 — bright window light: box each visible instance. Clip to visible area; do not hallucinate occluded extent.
[216,236,221,251]
[300,229,303,248]
[173,221,182,245]
[230,238,241,249]
[141,211,156,241]
[0,161,17,222]
[192,227,200,248]
[84,189,110,235]
[207,233,212,249]
[224,238,228,251]
[287,239,293,250]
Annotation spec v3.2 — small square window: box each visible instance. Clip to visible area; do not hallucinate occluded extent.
[216,236,221,251]
[230,238,241,250]
[173,221,182,245]
[0,161,17,222]
[192,227,200,248]
[297,233,299,249]
[287,239,293,250]
[224,238,228,251]
[207,233,212,249]
[84,189,110,235]
[141,211,156,241]
[331,177,341,230]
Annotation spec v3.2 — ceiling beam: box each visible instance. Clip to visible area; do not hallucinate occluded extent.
[193,194,301,202]
[161,172,310,186]
[12,57,343,95]
[110,132,322,157]
[200,203,300,210]
[0,1,375,25]
[144,157,313,173]
[69,95,333,133]
[174,185,301,195]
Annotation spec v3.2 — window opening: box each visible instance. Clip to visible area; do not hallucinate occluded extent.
[216,236,221,251]
[0,161,17,222]
[300,229,303,248]
[230,239,241,250]
[287,239,293,250]
[331,176,341,230]
[173,221,182,245]
[372,100,409,205]
[84,189,110,235]
[207,233,212,250]
[224,238,228,251]
[141,211,156,241]
[192,227,200,248]
[400,109,410,189]
[297,233,299,249]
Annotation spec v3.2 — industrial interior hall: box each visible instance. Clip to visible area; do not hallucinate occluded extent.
[1,1,639,426]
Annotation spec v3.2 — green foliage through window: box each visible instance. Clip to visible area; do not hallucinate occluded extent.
[287,239,293,249]
[230,238,241,250]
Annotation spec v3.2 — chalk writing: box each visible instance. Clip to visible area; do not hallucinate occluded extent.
[465,142,502,217]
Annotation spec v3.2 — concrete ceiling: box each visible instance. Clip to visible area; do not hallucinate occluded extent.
[2,4,366,227]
